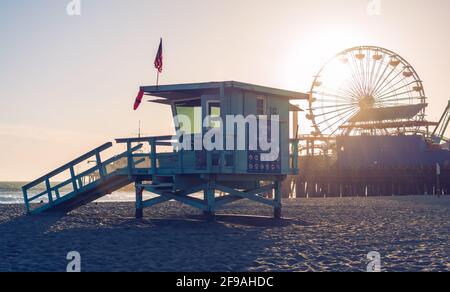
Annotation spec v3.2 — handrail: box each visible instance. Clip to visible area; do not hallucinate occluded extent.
[23,143,143,211]
[22,142,113,190]
[115,135,174,144]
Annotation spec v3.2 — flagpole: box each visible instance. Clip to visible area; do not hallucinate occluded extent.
[156,71,159,89]
[155,37,162,89]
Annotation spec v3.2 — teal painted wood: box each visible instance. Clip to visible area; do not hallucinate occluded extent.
[141,184,208,211]
[22,142,113,191]
[215,195,243,208]
[45,179,53,203]
[96,151,106,178]
[23,143,143,214]
[22,188,29,213]
[204,182,215,213]
[28,170,132,215]
[141,81,308,101]
[69,165,78,192]
[142,196,171,208]
[214,184,277,207]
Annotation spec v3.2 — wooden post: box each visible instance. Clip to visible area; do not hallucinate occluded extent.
[150,139,157,176]
[22,188,30,214]
[135,182,143,219]
[206,151,212,173]
[203,182,215,218]
[274,181,282,219]
[45,178,53,203]
[127,141,134,177]
[70,165,78,192]
[96,151,106,178]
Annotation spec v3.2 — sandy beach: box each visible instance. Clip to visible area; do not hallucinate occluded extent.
[0,196,448,272]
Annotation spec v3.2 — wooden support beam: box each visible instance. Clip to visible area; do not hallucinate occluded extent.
[274,181,282,219]
[135,182,143,219]
[204,182,216,216]
[159,193,208,211]
[45,178,53,203]
[175,184,208,197]
[140,183,209,211]
[142,196,172,208]
[215,184,277,207]
[126,142,134,177]
[215,195,243,208]
[96,151,106,178]
[150,139,157,177]
[22,188,30,214]
[69,165,78,193]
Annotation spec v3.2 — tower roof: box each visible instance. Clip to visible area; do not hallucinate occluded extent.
[141,81,308,101]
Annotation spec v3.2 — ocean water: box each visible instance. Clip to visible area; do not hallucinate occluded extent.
[0,182,136,204]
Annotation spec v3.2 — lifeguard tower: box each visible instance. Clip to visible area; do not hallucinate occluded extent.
[22,81,307,219]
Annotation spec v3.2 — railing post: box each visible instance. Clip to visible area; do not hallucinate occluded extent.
[45,178,53,204]
[135,181,143,219]
[77,177,83,189]
[69,165,79,192]
[150,138,157,176]
[203,181,216,218]
[55,189,61,199]
[22,188,30,214]
[96,151,106,178]
[127,141,134,176]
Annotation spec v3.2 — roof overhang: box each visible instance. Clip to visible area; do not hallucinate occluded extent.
[141,81,308,101]
[289,104,304,112]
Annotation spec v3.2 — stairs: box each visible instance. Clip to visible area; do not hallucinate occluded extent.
[22,142,147,215]
[44,174,134,213]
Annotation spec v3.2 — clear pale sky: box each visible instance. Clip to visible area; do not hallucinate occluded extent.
[1,0,450,181]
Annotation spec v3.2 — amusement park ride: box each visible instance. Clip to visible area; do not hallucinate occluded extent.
[294,46,450,197]
[304,46,449,150]
[22,46,450,218]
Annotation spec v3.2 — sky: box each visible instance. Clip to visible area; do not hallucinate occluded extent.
[1,0,450,181]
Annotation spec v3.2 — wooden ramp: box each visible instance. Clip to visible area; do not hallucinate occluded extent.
[22,142,146,215]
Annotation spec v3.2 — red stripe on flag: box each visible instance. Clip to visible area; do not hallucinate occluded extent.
[133,89,145,111]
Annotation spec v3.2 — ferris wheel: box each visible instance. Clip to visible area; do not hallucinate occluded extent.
[307,46,427,136]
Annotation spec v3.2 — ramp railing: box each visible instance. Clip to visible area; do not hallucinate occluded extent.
[22,142,143,214]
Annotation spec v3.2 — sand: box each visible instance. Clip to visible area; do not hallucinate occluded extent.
[0,196,449,272]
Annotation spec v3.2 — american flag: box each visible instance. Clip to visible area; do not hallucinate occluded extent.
[154,38,163,73]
